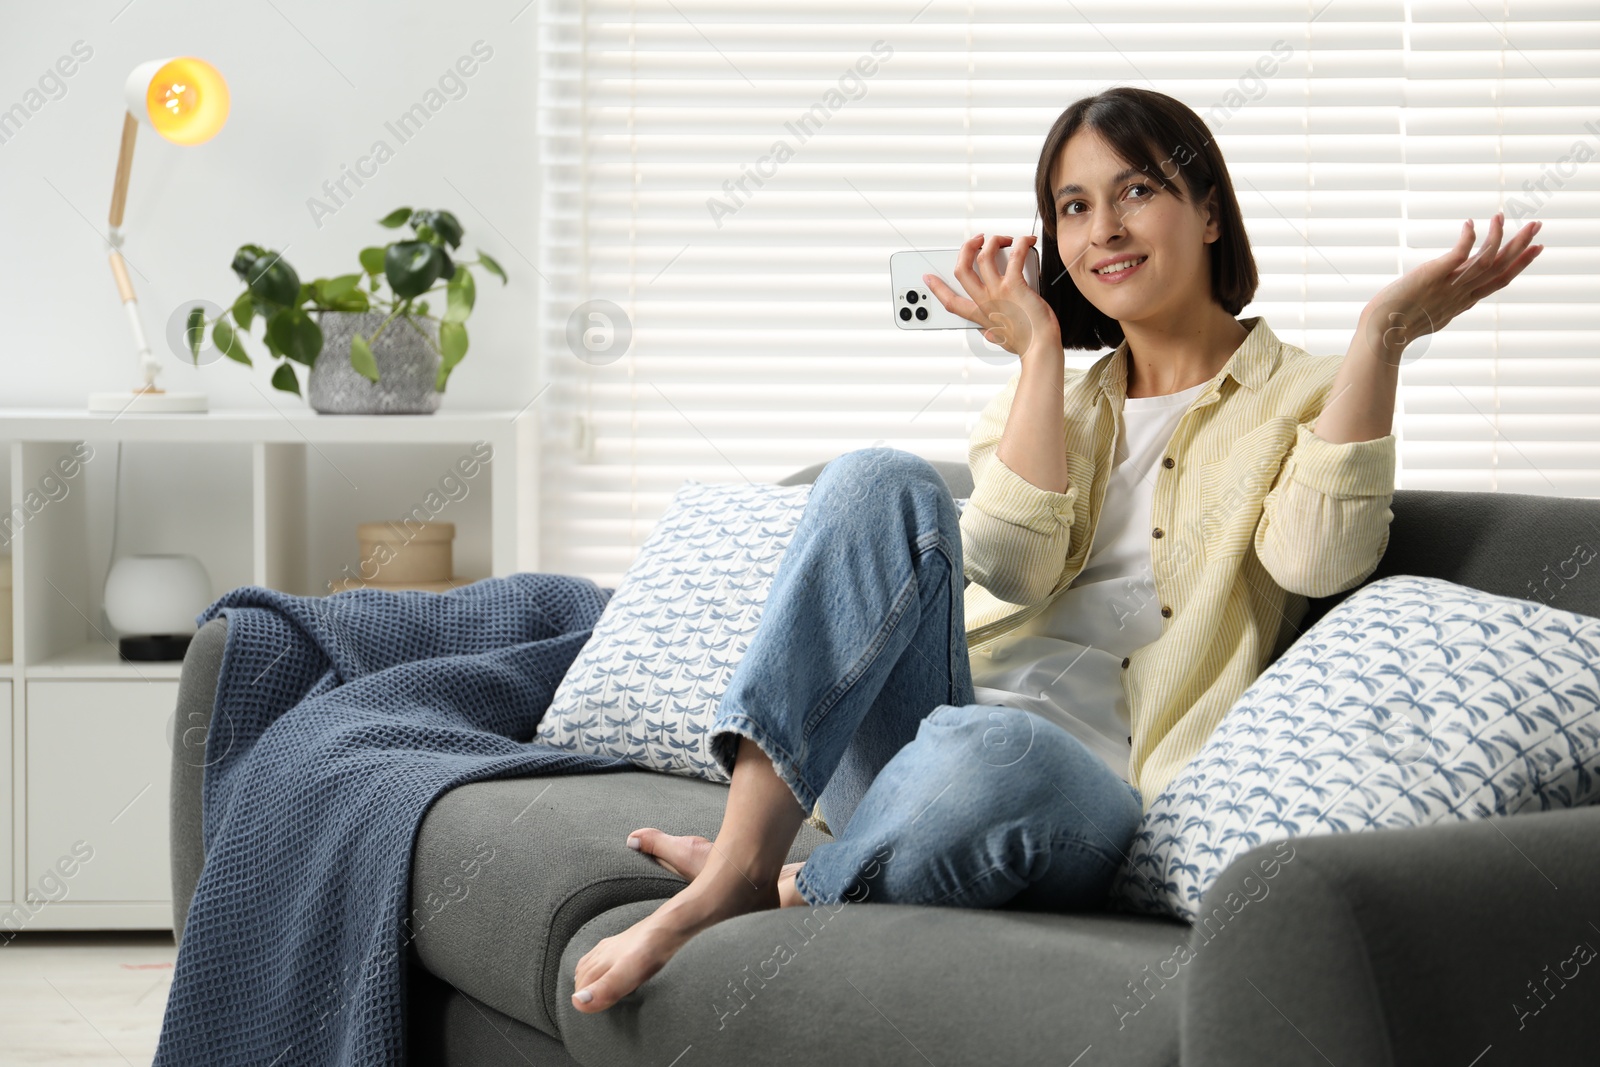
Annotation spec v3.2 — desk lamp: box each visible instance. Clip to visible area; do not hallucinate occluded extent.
[89,56,230,414]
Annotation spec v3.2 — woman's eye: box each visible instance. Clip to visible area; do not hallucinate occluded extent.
[1062,201,1085,216]
[1127,183,1152,200]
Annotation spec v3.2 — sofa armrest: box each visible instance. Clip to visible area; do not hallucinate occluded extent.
[1181,806,1600,1066]
[169,615,229,946]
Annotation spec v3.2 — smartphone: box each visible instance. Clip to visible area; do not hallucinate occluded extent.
[889,244,1041,330]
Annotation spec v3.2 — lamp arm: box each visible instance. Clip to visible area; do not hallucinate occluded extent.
[107,110,162,391]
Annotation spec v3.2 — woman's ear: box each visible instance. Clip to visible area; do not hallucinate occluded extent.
[1201,189,1222,244]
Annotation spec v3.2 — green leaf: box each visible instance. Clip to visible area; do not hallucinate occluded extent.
[349,333,379,383]
[327,289,370,312]
[415,301,429,318]
[185,306,206,363]
[378,207,413,228]
[229,243,269,284]
[444,265,475,323]
[315,273,363,302]
[245,251,301,309]
[311,274,369,312]
[231,290,254,331]
[271,361,301,396]
[412,209,464,249]
[358,245,387,276]
[262,323,284,359]
[267,307,323,366]
[477,250,507,285]
[213,317,250,366]
[435,321,468,391]
[415,222,437,245]
[384,240,445,300]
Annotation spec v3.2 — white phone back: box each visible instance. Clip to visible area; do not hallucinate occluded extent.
[889,245,1041,330]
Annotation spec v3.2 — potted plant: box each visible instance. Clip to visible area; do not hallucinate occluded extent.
[187,207,507,413]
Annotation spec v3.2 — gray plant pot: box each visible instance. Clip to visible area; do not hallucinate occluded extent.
[308,310,441,415]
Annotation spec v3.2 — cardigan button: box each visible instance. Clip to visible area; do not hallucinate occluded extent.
[1162,456,1174,468]
[1160,606,1172,618]
[1121,656,1130,669]
[1152,527,1164,538]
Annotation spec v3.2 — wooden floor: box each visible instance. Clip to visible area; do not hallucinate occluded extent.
[0,931,177,1065]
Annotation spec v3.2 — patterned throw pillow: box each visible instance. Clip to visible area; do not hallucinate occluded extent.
[535,480,815,781]
[1107,574,1600,923]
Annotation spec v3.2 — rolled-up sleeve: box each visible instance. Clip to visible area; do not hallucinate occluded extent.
[959,372,1077,606]
[1253,421,1396,599]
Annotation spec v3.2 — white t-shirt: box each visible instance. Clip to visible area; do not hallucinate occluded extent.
[968,378,1209,783]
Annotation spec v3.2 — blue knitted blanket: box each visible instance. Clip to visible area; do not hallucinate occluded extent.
[152,573,634,1066]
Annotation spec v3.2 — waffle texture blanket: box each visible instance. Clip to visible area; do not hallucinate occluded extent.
[153,573,633,1066]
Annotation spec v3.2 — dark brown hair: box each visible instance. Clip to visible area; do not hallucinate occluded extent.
[1033,87,1259,351]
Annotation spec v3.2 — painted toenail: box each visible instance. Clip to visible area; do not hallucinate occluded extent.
[627,837,641,849]
[576,988,593,1003]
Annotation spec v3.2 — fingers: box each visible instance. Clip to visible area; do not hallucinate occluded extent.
[1454,213,1541,296]
[1004,234,1036,284]
[924,271,982,323]
[976,234,1012,286]
[951,232,985,297]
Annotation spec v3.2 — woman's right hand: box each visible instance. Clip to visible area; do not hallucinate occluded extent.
[924,233,1062,361]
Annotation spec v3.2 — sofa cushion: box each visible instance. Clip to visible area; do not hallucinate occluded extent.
[1109,573,1600,923]
[533,479,815,782]
[409,768,829,1040]
[555,896,1190,1067]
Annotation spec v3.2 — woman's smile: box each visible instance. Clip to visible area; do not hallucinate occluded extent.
[1091,254,1148,283]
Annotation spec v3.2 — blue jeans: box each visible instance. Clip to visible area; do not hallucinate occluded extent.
[708,447,1145,912]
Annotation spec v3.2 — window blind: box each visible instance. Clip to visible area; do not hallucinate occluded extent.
[535,0,1598,588]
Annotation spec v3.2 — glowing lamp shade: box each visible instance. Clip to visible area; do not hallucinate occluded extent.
[123,56,230,145]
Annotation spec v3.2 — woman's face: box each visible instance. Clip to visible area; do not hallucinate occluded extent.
[1049,128,1220,325]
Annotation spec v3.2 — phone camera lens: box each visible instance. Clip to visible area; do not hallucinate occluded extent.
[914,307,928,321]
[906,291,919,304]
[899,307,913,321]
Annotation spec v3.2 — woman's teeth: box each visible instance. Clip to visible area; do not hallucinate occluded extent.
[1095,256,1147,275]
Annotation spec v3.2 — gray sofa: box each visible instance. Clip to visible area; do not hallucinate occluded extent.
[169,455,1600,1066]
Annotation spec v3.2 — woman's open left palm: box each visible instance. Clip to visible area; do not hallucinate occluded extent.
[1362,211,1544,357]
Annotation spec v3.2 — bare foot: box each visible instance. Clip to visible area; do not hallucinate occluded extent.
[575,849,786,1013]
[629,827,807,908]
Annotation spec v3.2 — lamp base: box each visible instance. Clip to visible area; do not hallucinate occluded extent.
[88,389,209,414]
[119,633,193,662]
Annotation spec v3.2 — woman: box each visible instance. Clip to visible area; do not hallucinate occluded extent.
[570,86,1542,1014]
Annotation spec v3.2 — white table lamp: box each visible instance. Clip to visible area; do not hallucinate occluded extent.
[89,56,231,415]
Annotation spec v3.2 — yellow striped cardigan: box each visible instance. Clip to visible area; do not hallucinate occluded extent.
[953,314,1397,813]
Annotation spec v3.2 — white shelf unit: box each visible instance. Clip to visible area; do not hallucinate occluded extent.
[0,407,537,930]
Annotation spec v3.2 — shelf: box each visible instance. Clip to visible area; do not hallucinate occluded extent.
[0,406,540,924]
[0,406,530,444]
[27,639,184,680]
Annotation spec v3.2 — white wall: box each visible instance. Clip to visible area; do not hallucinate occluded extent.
[2,1,538,621]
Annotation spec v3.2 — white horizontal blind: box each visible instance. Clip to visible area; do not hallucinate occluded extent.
[1399,0,1599,494]
[536,0,1599,588]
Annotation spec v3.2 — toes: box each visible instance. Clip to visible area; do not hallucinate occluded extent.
[626,827,661,850]
[628,829,683,877]
[573,951,663,1013]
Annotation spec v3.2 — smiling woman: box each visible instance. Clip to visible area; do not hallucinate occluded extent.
[928,83,1539,815]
